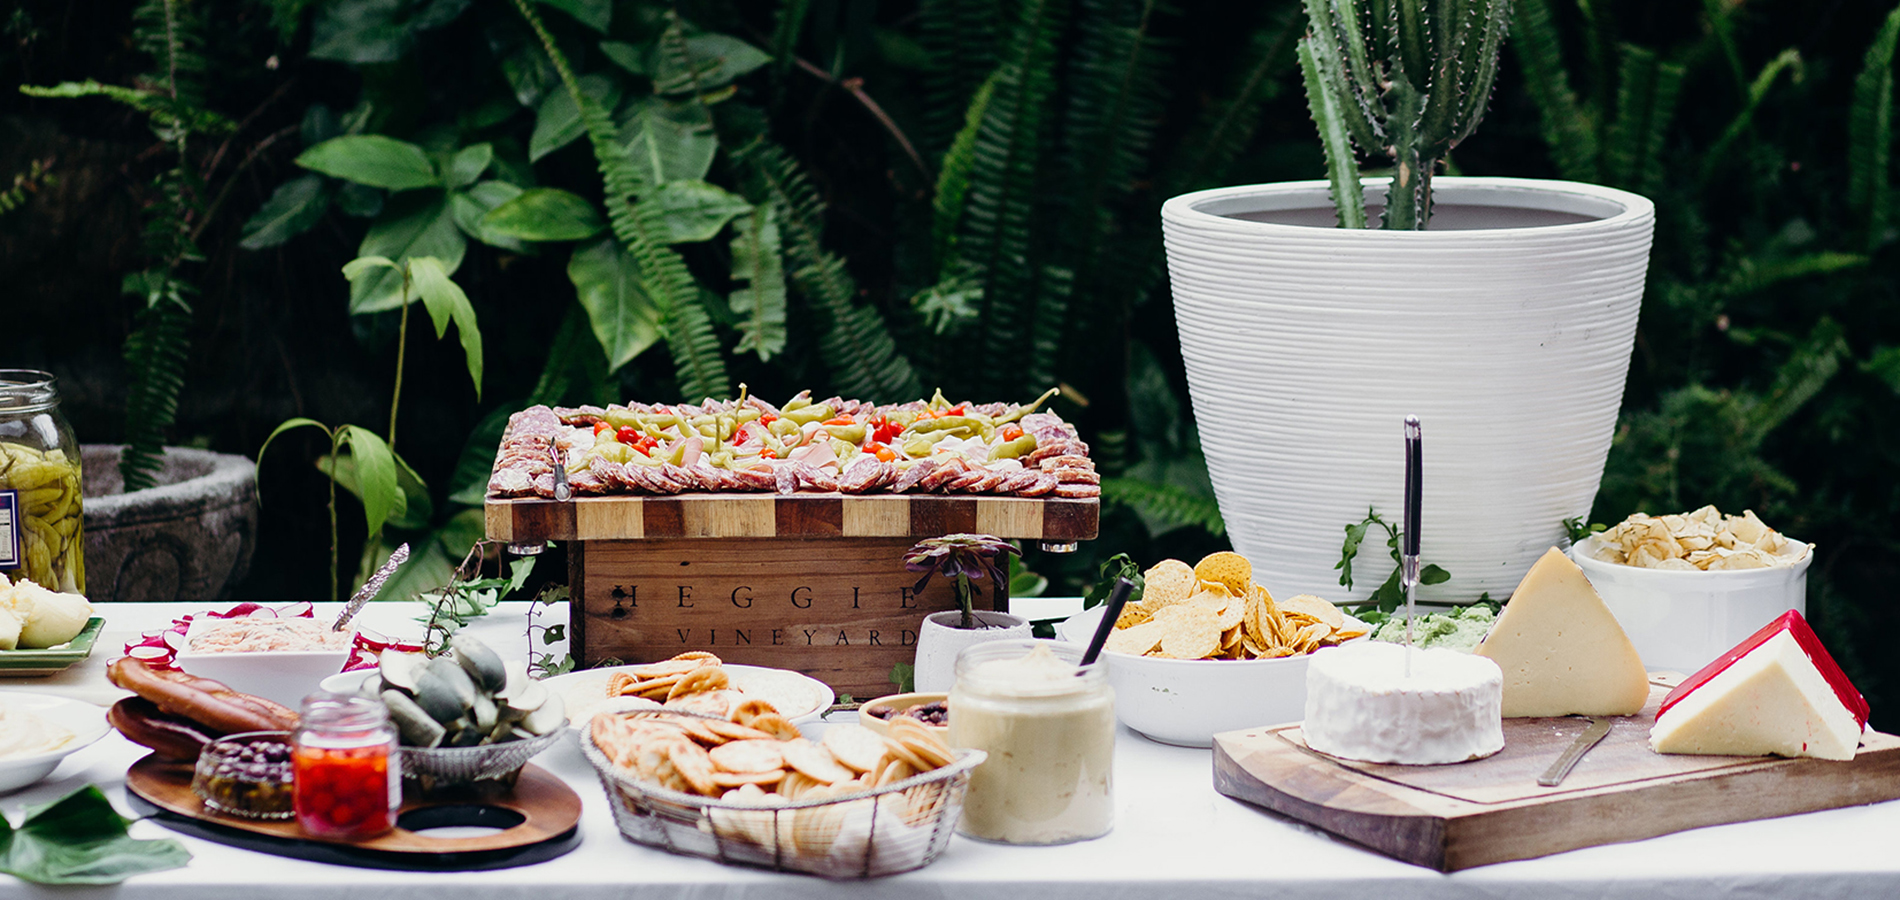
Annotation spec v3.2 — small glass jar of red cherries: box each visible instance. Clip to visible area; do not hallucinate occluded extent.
[292,692,401,840]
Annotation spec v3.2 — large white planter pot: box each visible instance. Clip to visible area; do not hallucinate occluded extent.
[1161,178,1655,603]
[912,610,1032,693]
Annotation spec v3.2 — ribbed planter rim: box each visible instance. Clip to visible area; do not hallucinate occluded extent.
[1162,177,1655,238]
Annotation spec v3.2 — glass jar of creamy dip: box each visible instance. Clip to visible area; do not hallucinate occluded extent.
[947,640,1115,845]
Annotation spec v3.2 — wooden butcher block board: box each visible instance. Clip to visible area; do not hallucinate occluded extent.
[486,492,1098,543]
[1212,674,1900,871]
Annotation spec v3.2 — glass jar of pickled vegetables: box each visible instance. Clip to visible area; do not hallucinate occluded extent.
[293,692,401,840]
[0,371,83,594]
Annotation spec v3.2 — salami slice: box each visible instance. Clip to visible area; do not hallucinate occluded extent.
[945,469,988,492]
[838,457,883,493]
[1053,482,1102,498]
[1049,467,1101,485]
[1016,471,1060,497]
[996,469,1041,494]
[892,458,941,493]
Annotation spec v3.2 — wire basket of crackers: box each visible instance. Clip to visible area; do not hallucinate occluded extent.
[580,708,985,878]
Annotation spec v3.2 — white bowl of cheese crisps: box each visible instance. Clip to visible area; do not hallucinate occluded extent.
[1571,507,1812,675]
[0,692,110,793]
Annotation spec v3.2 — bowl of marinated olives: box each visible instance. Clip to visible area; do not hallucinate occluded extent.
[191,731,294,820]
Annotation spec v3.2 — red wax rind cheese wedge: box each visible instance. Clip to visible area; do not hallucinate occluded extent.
[1659,609,1869,728]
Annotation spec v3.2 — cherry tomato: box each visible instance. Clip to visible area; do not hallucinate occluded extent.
[760,447,778,459]
[874,446,897,462]
[760,413,779,426]
[1000,424,1024,442]
[617,426,640,445]
[594,421,613,436]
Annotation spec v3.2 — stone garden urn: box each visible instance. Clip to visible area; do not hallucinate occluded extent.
[81,445,257,600]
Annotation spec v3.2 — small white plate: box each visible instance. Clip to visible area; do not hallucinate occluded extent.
[0,692,110,793]
[541,664,834,729]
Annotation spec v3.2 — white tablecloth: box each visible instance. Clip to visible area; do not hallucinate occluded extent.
[3,602,1897,899]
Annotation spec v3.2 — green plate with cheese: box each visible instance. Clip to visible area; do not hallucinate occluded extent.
[0,617,106,676]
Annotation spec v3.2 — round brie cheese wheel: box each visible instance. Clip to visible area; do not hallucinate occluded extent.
[1302,641,1505,765]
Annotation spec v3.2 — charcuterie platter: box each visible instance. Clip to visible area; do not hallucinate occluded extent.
[125,755,582,871]
[1212,673,1900,871]
[482,390,1100,697]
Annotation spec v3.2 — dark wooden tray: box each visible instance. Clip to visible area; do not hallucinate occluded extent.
[125,756,583,871]
[1212,674,1900,871]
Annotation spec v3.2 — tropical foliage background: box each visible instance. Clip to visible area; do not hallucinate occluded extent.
[5,0,1900,727]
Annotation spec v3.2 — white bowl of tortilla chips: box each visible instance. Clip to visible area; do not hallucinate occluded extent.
[1571,506,1813,674]
[1057,554,1367,748]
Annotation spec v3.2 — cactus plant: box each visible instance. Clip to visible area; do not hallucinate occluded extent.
[1296,0,1514,230]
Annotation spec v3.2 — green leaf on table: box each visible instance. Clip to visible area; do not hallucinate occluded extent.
[240,174,332,250]
[481,188,605,242]
[622,101,717,184]
[309,0,471,64]
[449,180,531,252]
[352,193,466,314]
[567,236,663,372]
[297,135,440,190]
[531,74,621,162]
[408,256,485,398]
[645,180,750,244]
[535,0,610,32]
[1082,553,1144,610]
[727,206,786,360]
[446,143,493,190]
[0,785,190,884]
[336,425,404,538]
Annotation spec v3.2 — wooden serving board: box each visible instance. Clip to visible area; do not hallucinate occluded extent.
[1212,674,1900,871]
[126,756,582,870]
[485,493,1099,543]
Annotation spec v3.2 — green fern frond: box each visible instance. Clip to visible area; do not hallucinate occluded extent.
[1101,476,1226,537]
[1603,43,1685,194]
[0,159,55,218]
[770,0,810,82]
[119,282,193,491]
[512,0,729,401]
[732,140,920,400]
[918,0,1007,157]
[729,207,788,361]
[1059,0,1175,285]
[1509,0,1599,182]
[1849,4,1900,251]
[948,0,1065,396]
[1698,48,1802,188]
[932,72,997,271]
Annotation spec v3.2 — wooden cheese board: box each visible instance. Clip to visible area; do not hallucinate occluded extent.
[1212,673,1900,871]
[125,756,582,870]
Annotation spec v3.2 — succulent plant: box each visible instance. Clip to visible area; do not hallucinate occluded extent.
[905,534,1021,630]
[1297,0,1514,230]
[373,633,564,748]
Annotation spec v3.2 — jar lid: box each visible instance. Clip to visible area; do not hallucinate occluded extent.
[0,370,58,414]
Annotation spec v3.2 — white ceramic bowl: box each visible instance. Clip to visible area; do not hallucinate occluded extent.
[0,693,110,793]
[1057,607,1328,748]
[173,620,354,709]
[1571,536,1814,675]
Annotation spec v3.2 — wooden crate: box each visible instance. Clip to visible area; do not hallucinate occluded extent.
[487,493,1098,699]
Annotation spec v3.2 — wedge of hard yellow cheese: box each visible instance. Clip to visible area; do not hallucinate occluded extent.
[1476,547,1649,717]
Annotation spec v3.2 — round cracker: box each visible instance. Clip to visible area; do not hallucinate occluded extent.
[745,713,802,741]
[705,719,775,742]
[873,757,917,788]
[889,718,954,769]
[821,724,888,773]
[1193,551,1253,598]
[666,665,731,701]
[782,738,855,784]
[712,768,786,788]
[709,739,787,774]
[665,740,720,795]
